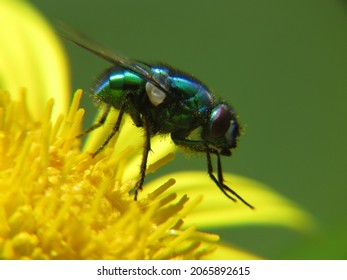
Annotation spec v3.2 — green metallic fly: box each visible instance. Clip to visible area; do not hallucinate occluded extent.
[61,27,254,209]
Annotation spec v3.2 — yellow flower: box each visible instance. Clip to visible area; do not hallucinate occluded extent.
[0,0,315,260]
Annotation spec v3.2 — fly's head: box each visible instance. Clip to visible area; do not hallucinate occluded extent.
[202,103,240,156]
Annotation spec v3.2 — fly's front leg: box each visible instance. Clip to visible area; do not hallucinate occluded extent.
[204,145,235,203]
[206,146,254,209]
[134,114,151,200]
[171,132,254,209]
[172,136,237,203]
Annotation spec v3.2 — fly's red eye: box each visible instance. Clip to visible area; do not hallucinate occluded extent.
[209,105,232,137]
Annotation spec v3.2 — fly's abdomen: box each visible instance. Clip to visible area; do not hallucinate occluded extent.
[94,65,144,108]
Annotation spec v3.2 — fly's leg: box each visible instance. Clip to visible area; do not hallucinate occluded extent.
[204,146,235,202]
[206,146,254,209]
[134,115,151,200]
[171,133,254,209]
[91,101,127,158]
[77,104,111,138]
[79,94,140,157]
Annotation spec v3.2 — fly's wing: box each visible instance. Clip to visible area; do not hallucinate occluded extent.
[57,24,169,92]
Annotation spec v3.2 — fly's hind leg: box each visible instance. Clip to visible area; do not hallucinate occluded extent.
[91,101,128,158]
[77,104,111,138]
[79,94,139,158]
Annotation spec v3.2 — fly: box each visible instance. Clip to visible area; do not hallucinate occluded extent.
[60,26,254,209]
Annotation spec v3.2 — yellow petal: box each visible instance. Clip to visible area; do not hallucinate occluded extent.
[144,172,316,232]
[204,243,262,260]
[0,0,70,119]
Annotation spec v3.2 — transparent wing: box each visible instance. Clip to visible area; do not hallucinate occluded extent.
[57,23,169,92]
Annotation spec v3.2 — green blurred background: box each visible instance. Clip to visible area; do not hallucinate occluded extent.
[30,0,347,259]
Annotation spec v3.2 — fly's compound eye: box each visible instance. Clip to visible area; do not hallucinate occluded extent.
[145,82,166,106]
[225,119,239,148]
[209,104,239,147]
[209,105,232,137]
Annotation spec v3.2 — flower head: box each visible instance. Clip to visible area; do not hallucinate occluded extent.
[0,89,224,259]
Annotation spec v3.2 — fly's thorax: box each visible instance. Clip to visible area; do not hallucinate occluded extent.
[144,66,223,137]
[93,65,145,108]
[202,103,240,155]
